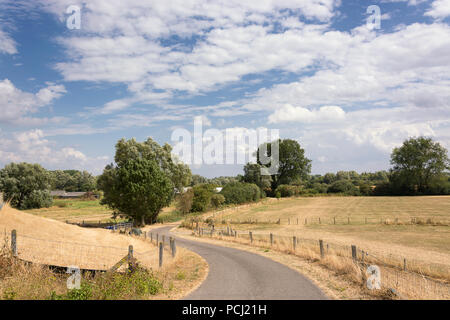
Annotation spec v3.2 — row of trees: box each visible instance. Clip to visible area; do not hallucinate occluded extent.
[1,135,448,223]
[50,170,96,192]
[0,164,97,209]
[240,137,449,197]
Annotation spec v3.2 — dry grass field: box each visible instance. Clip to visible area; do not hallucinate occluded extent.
[210,196,450,271]
[1,204,170,270]
[23,199,119,224]
[0,203,208,300]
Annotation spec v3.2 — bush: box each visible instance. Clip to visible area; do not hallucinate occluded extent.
[177,188,194,214]
[274,185,303,197]
[327,180,359,195]
[210,194,225,208]
[22,190,53,209]
[358,183,372,196]
[191,184,216,212]
[220,182,261,204]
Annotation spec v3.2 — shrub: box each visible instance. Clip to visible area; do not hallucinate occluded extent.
[358,183,372,196]
[220,182,261,204]
[210,194,225,208]
[177,188,194,214]
[191,184,216,212]
[22,190,53,209]
[327,180,359,195]
[274,185,303,197]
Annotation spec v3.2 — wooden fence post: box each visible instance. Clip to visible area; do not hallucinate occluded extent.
[162,235,165,247]
[159,242,163,268]
[293,236,296,251]
[11,230,17,257]
[170,237,176,258]
[156,233,159,245]
[128,245,134,271]
[150,232,153,243]
[403,258,407,271]
[270,233,273,246]
[319,240,324,258]
[351,245,357,261]
[249,231,253,244]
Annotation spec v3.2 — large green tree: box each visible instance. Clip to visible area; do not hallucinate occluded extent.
[97,158,173,226]
[0,162,53,209]
[242,163,272,191]
[114,137,191,191]
[390,137,449,194]
[98,137,191,225]
[256,139,311,190]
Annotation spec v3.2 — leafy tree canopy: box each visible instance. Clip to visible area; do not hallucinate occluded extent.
[0,162,53,209]
[257,139,311,190]
[115,137,191,191]
[390,137,449,194]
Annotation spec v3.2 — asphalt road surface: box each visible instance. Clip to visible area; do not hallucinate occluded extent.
[153,226,328,300]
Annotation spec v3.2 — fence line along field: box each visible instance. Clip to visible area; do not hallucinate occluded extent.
[208,196,450,270]
[0,204,168,271]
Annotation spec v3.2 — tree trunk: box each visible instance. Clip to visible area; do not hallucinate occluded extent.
[141,215,145,227]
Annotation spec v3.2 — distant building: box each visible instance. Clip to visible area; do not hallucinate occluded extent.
[50,190,88,199]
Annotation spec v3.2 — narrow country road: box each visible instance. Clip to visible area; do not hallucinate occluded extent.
[152,226,328,300]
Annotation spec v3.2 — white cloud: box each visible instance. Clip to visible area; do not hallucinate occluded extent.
[425,0,450,19]
[0,79,66,125]
[268,104,345,124]
[238,23,450,112]
[0,129,108,174]
[0,28,17,54]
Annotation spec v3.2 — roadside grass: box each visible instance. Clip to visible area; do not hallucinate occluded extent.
[180,227,450,299]
[157,204,205,224]
[0,240,207,300]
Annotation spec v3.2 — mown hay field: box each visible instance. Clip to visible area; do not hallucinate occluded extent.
[212,196,450,267]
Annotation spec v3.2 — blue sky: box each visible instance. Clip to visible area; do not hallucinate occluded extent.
[0,0,449,177]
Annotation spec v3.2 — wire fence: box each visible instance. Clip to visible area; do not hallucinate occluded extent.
[4,229,176,272]
[210,216,450,226]
[192,224,450,300]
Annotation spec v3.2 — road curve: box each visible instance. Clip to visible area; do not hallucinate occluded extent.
[153,226,328,300]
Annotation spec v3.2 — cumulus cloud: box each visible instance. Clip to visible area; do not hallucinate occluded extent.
[0,129,108,174]
[268,104,345,124]
[0,79,66,125]
[425,0,450,19]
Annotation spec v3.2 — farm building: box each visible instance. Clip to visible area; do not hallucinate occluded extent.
[50,190,90,199]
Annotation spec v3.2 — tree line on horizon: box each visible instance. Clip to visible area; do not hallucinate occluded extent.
[0,136,448,225]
